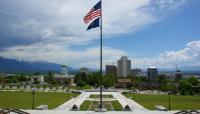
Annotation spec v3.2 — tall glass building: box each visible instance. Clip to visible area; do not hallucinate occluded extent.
[117,56,131,77]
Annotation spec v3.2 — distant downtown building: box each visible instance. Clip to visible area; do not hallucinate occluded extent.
[117,56,131,77]
[106,65,117,82]
[147,67,158,81]
[175,69,182,82]
[106,65,117,76]
[131,68,142,77]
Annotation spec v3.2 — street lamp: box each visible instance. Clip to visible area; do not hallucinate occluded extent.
[132,87,136,99]
[32,88,36,109]
[168,90,171,110]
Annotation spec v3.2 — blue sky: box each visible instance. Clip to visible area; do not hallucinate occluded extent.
[0,0,200,69]
[98,0,200,57]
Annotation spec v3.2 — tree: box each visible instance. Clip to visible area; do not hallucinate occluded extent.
[74,72,81,84]
[179,80,193,95]
[90,72,100,88]
[157,74,165,84]
[76,80,86,86]
[74,72,89,87]
[75,71,102,88]
[6,76,19,83]
[47,71,55,84]
[0,76,5,84]
[133,76,147,90]
[87,73,100,87]
[18,74,27,84]
[187,76,198,86]
[33,77,40,84]
[156,74,171,92]
[187,76,199,94]
[133,76,142,89]
[127,75,133,82]
[80,72,88,83]
[103,74,114,88]
[197,83,200,94]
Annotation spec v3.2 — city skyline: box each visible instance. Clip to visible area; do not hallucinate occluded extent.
[0,0,200,69]
[0,1,199,113]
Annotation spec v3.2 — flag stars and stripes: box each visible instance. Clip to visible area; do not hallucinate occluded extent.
[83,1,101,29]
[84,9,101,24]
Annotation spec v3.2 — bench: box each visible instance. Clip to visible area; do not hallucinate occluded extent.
[155,105,167,111]
[36,105,48,110]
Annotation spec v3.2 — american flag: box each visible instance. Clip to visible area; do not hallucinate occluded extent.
[84,1,101,24]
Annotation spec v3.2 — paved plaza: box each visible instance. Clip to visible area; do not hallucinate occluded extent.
[55,91,147,111]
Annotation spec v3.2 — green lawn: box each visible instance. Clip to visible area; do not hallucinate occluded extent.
[111,100,123,111]
[89,94,113,98]
[80,100,92,111]
[0,91,79,109]
[80,100,123,111]
[123,93,200,110]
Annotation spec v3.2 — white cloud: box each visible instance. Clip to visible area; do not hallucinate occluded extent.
[0,43,127,68]
[131,40,200,69]
[0,0,187,48]
[1,40,200,69]
[0,0,190,69]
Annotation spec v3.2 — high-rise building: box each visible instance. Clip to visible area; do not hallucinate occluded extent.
[117,56,131,77]
[147,67,158,81]
[106,65,117,82]
[106,65,117,76]
[175,70,182,82]
[131,68,142,77]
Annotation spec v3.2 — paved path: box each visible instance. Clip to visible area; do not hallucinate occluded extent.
[55,92,89,111]
[55,92,147,111]
[88,92,147,111]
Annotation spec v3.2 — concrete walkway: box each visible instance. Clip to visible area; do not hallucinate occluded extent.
[113,92,147,111]
[55,92,89,111]
[55,92,147,111]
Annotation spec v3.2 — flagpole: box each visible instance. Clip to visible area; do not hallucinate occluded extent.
[100,0,103,110]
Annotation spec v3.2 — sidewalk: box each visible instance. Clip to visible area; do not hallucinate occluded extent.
[55,91,147,111]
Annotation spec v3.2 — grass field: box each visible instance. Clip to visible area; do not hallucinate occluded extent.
[80,100,123,111]
[79,100,92,111]
[0,91,79,109]
[111,100,123,111]
[89,94,113,98]
[123,93,200,110]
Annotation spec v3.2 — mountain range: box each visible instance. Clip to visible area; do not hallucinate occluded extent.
[0,56,74,73]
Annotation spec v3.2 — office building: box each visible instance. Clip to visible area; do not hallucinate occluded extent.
[131,68,142,77]
[106,65,117,83]
[147,67,158,81]
[117,56,131,77]
[106,65,117,76]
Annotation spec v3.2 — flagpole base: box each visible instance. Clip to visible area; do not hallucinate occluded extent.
[95,108,107,112]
